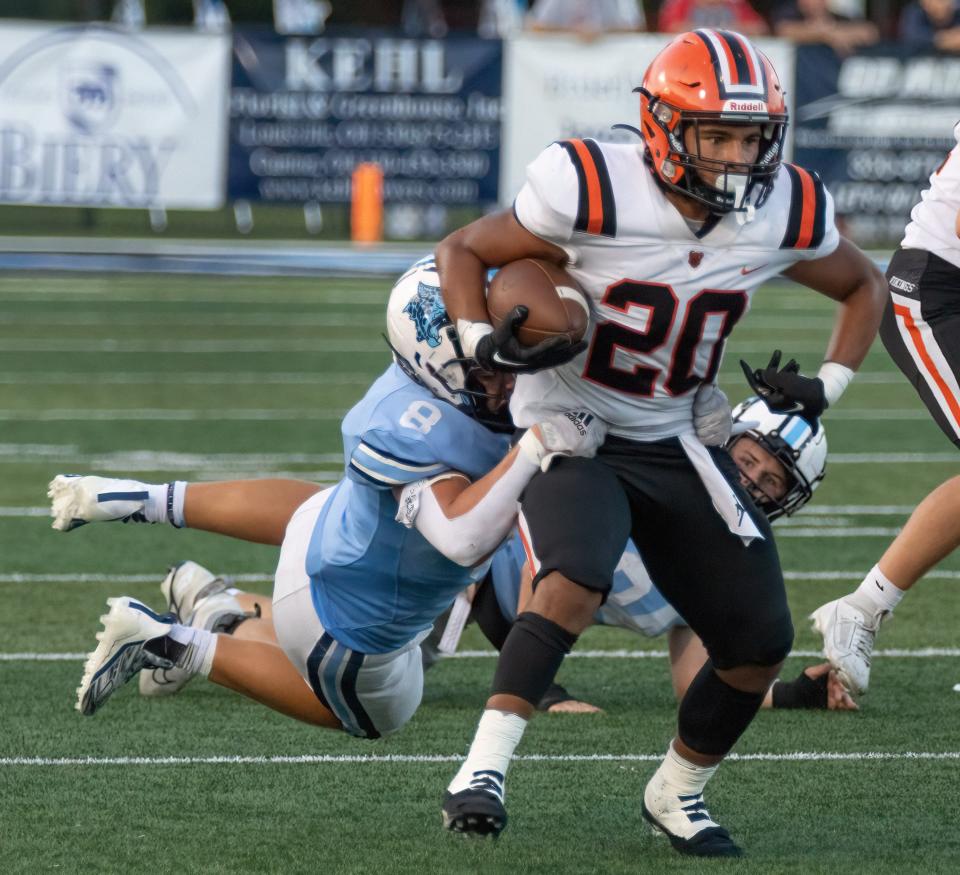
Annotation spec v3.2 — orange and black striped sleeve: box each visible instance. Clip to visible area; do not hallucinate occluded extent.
[556,138,617,238]
[780,164,828,250]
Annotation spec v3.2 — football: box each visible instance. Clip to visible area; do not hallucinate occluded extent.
[486,258,590,347]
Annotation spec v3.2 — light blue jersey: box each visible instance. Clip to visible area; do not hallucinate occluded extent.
[306,363,511,653]
[490,532,685,638]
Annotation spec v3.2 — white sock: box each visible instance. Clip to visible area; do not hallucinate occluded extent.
[654,741,719,797]
[847,564,904,618]
[142,481,187,527]
[167,625,217,678]
[447,710,528,800]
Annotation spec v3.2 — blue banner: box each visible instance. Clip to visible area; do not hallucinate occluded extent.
[229,29,502,205]
[793,43,959,246]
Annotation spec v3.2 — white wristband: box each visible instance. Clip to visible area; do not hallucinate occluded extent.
[817,361,855,408]
[456,319,493,359]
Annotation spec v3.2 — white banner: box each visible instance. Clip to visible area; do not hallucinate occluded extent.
[501,33,795,204]
[0,23,230,209]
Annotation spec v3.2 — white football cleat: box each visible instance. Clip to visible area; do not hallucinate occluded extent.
[77,597,175,716]
[642,773,741,858]
[159,561,232,623]
[810,597,883,695]
[139,562,244,698]
[49,474,152,532]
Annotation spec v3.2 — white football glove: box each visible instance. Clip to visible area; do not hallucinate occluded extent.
[519,411,607,472]
[693,383,733,446]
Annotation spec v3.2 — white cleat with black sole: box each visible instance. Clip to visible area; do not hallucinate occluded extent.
[77,597,177,716]
[49,475,153,532]
[642,774,742,857]
[139,562,245,698]
[810,597,883,696]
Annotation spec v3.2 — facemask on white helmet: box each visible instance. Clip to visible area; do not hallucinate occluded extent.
[728,396,827,521]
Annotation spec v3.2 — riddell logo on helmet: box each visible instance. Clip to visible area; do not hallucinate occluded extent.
[723,100,767,113]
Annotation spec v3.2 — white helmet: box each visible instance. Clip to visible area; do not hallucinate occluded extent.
[386,257,511,431]
[729,396,827,521]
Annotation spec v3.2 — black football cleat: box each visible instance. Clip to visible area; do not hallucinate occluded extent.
[442,789,507,838]
[642,786,743,858]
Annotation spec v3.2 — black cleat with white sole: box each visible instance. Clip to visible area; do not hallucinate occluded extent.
[642,800,743,858]
[442,789,507,838]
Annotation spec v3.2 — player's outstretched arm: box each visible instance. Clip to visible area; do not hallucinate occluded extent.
[396,412,606,567]
[667,626,857,710]
[783,238,886,375]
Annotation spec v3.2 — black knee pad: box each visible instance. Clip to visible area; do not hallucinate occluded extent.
[678,662,766,757]
[491,612,578,706]
[708,609,793,670]
[520,456,630,598]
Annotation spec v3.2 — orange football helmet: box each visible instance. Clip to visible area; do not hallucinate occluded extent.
[637,30,788,215]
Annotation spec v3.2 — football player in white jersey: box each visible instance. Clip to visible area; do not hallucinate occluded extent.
[456,397,856,714]
[812,124,960,697]
[436,29,886,856]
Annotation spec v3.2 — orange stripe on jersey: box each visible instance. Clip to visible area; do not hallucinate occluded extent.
[570,139,604,235]
[794,167,817,249]
[894,303,960,430]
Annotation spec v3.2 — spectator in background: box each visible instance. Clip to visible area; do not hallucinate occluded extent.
[658,0,768,35]
[774,0,878,55]
[900,0,960,51]
[527,0,646,36]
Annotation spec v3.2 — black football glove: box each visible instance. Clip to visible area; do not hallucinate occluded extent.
[739,349,827,423]
[475,305,587,373]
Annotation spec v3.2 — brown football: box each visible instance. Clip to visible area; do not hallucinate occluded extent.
[486,259,590,347]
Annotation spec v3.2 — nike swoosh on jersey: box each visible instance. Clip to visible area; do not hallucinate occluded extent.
[740,264,769,275]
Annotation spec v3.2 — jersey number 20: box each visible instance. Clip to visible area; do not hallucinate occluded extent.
[583,280,747,396]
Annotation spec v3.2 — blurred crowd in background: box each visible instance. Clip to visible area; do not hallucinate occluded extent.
[7,0,960,54]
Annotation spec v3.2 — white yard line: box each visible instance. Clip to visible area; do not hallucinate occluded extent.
[4,570,960,584]
[778,527,901,537]
[0,504,921,519]
[0,409,348,421]
[1,751,958,767]
[829,452,959,463]
[0,339,385,353]
[3,648,958,661]
[0,372,372,385]
[0,409,938,424]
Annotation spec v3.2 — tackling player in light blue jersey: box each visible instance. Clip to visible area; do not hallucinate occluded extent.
[51,257,605,738]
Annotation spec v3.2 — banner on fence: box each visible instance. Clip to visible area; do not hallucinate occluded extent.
[0,23,230,209]
[229,31,502,205]
[793,43,958,246]
[500,33,795,204]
